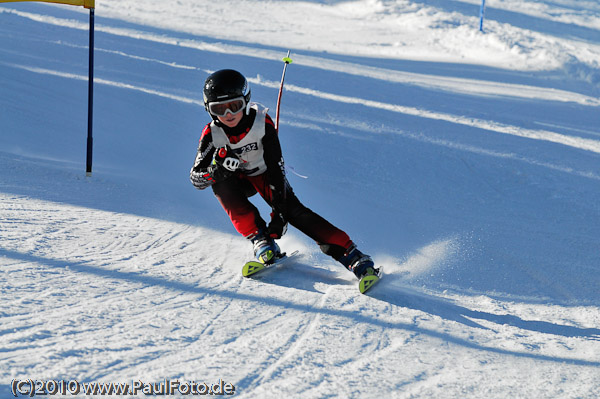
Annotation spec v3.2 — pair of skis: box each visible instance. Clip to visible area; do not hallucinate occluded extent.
[241,251,382,294]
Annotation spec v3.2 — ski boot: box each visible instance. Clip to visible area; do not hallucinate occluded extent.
[339,244,380,279]
[250,230,282,265]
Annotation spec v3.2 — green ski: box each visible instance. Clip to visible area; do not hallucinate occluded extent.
[358,267,383,294]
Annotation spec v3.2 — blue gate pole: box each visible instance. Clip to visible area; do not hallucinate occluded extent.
[86,7,95,176]
[479,0,486,32]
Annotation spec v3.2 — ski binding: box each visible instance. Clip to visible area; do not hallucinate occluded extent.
[242,250,300,277]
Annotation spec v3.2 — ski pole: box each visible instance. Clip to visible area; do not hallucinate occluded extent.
[275,50,293,132]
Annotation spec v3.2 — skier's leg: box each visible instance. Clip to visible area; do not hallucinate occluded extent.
[245,174,374,276]
[275,185,376,278]
[213,176,280,262]
[252,176,352,256]
[285,193,353,253]
[243,175,350,250]
[211,177,266,238]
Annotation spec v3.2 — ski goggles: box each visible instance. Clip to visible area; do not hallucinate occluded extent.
[207,97,246,117]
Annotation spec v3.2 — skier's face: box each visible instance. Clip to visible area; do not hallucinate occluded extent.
[217,110,243,128]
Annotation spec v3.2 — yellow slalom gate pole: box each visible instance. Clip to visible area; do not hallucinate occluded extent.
[275,50,293,132]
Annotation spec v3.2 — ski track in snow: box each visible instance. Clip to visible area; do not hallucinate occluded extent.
[243,285,334,395]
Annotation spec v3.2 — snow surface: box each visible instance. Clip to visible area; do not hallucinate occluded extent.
[1,0,599,397]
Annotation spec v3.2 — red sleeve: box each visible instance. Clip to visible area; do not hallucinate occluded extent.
[200,123,212,142]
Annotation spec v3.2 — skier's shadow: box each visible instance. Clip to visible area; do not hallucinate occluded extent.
[371,275,600,340]
[246,258,353,293]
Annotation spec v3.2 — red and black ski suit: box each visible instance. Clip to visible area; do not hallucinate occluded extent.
[190,104,354,261]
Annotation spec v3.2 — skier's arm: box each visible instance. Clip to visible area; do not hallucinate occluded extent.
[190,125,218,190]
[262,114,289,238]
[262,115,287,199]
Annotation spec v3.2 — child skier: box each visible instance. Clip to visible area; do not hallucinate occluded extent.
[190,69,378,280]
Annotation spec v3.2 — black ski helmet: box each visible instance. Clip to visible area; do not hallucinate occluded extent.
[203,69,251,114]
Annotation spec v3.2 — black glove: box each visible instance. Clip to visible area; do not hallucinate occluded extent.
[209,146,239,182]
[267,210,288,239]
[208,163,232,182]
[267,184,288,238]
[212,146,240,172]
[269,184,287,214]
